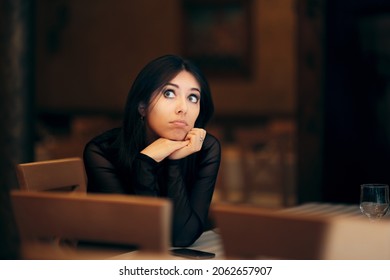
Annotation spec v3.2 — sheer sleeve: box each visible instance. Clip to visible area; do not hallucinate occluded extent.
[83,140,128,194]
[167,133,221,247]
[83,136,160,195]
[131,153,161,196]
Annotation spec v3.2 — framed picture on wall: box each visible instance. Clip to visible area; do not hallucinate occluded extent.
[182,0,253,79]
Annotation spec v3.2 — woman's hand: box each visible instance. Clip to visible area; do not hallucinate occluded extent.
[140,128,206,162]
[140,138,189,162]
[168,128,206,160]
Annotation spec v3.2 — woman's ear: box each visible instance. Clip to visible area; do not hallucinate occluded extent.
[138,103,146,117]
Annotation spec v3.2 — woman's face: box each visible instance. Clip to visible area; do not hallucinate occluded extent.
[145,70,201,142]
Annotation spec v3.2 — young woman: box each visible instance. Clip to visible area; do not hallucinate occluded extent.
[83,54,221,247]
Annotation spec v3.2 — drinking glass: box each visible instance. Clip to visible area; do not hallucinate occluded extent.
[360,184,389,221]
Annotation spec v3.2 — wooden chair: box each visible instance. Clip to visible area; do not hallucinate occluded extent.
[10,191,172,258]
[212,203,390,260]
[212,203,328,259]
[16,157,87,192]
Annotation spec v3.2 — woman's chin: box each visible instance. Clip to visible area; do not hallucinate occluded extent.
[170,136,186,141]
[166,132,187,141]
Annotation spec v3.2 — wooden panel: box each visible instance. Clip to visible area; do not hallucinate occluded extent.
[11,191,172,254]
[16,157,87,192]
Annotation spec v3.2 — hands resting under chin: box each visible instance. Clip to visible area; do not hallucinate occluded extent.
[140,128,206,162]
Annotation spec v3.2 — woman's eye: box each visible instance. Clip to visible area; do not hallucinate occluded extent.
[163,89,175,98]
[188,94,200,104]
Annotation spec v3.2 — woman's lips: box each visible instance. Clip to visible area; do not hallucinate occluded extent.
[170,120,188,127]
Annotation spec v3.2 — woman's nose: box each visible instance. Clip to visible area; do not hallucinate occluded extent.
[175,97,188,114]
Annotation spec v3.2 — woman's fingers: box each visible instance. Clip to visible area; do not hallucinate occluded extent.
[169,128,206,160]
[142,129,206,162]
[186,128,206,143]
[141,138,189,162]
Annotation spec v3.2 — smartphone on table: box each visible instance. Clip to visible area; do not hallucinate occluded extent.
[170,248,215,259]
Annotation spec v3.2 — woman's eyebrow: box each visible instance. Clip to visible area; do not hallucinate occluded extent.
[165,82,179,88]
[165,82,201,93]
[191,87,201,93]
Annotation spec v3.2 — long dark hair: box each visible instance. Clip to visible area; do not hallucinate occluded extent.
[118,54,214,171]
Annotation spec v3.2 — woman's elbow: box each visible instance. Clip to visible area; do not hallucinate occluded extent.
[172,233,200,247]
[172,239,195,247]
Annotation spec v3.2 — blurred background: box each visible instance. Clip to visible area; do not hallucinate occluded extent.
[1,0,390,257]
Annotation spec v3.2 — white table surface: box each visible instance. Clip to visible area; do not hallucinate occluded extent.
[279,201,390,219]
[111,229,224,260]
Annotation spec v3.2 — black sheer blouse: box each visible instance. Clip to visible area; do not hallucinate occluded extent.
[83,128,221,246]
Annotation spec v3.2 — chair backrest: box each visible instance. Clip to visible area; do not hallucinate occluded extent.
[212,203,328,259]
[212,203,390,259]
[10,191,172,254]
[16,157,87,192]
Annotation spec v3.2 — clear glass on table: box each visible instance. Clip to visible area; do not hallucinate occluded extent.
[360,184,389,221]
